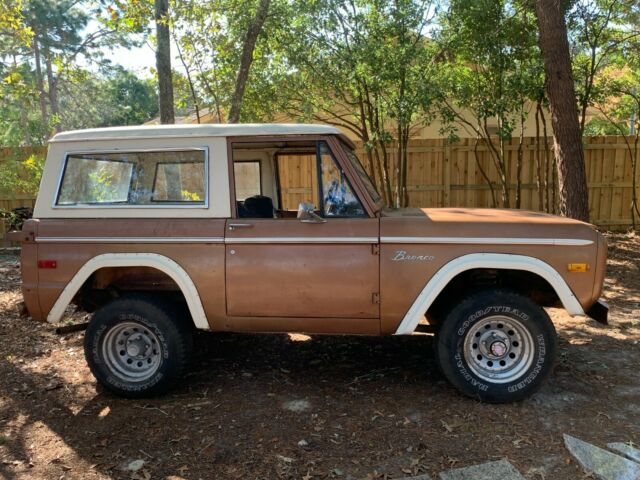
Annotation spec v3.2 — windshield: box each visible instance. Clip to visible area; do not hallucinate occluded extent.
[341,142,383,208]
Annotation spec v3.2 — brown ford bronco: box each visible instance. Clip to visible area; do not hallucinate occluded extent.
[8,124,608,403]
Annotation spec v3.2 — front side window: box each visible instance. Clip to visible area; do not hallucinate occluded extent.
[319,142,365,217]
[231,140,367,218]
[56,149,206,206]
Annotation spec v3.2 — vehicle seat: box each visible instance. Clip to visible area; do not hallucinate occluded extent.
[237,201,251,218]
[242,195,275,218]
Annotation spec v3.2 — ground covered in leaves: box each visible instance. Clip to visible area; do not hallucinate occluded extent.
[0,233,639,480]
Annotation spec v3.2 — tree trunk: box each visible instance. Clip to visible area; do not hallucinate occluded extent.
[400,126,410,207]
[227,0,271,123]
[33,38,49,130]
[632,134,640,230]
[356,95,378,187]
[538,103,552,212]
[368,93,392,205]
[43,46,60,133]
[474,137,498,207]
[535,0,590,222]
[483,118,509,208]
[362,86,391,206]
[395,125,402,208]
[13,53,31,145]
[515,109,525,209]
[175,36,200,123]
[535,102,544,210]
[187,36,223,122]
[155,0,175,124]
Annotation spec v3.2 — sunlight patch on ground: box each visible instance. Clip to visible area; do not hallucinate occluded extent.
[288,333,311,342]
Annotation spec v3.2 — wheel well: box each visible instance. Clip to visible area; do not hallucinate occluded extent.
[426,268,561,324]
[73,266,188,313]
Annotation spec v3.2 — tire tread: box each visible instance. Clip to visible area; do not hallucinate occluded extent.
[84,293,192,398]
[435,288,557,403]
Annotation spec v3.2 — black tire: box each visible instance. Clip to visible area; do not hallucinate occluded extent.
[435,289,557,403]
[84,294,192,398]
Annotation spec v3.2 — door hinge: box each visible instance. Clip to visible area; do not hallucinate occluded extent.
[371,244,380,255]
[372,292,380,304]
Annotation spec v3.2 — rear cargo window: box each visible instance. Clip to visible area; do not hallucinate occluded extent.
[56,149,207,207]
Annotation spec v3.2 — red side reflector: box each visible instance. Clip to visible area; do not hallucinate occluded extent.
[38,260,57,269]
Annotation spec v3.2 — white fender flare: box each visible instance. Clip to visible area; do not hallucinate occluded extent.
[46,253,210,330]
[394,253,585,335]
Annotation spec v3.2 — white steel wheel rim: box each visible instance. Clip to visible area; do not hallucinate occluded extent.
[102,321,162,383]
[463,315,535,384]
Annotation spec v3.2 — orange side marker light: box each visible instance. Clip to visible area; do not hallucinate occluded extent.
[567,263,589,273]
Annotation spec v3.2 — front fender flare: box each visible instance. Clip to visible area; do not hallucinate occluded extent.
[394,253,584,335]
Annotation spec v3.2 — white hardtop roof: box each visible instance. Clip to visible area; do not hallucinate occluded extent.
[49,123,342,143]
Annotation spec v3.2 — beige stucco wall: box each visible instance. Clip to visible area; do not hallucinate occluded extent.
[172,103,558,140]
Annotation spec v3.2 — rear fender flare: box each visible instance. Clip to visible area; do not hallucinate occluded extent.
[46,253,209,330]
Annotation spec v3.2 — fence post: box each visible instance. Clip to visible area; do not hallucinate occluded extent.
[443,140,452,207]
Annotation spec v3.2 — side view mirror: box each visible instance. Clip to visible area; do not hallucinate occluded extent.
[297,202,327,224]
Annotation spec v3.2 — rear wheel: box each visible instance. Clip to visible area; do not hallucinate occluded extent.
[434,289,557,403]
[84,295,192,398]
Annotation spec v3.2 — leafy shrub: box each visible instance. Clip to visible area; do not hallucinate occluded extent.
[0,150,45,197]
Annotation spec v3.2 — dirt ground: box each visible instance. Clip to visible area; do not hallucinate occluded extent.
[0,233,638,480]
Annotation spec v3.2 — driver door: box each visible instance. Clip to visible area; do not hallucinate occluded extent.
[224,139,380,334]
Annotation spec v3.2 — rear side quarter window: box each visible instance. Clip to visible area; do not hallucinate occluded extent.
[55,149,208,207]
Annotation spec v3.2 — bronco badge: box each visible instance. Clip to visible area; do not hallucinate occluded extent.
[392,250,435,262]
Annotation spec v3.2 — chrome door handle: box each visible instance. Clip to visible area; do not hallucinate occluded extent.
[300,217,327,224]
[228,223,254,230]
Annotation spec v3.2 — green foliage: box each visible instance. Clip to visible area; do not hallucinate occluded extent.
[0,0,143,146]
[58,66,159,129]
[169,0,290,122]
[436,0,543,140]
[87,166,118,202]
[584,117,626,136]
[0,63,50,145]
[0,63,159,144]
[98,0,153,34]
[568,0,640,133]
[0,0,33,50]
[0,151,45,197]
[588,64,640,138]
[434,0,544,207]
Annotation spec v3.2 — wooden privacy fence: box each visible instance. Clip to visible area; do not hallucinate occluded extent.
[350,135,639,229]
[0,136,638,245]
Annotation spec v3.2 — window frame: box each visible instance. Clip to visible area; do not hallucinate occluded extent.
[232,159,263,201]
[52,147,209,209]
[226,135,377,219]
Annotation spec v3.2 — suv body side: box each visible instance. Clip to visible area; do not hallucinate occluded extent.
[16,128,606,337]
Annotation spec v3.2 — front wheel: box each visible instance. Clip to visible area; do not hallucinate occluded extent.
[435,290,557,403]
[84,295,192,398]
